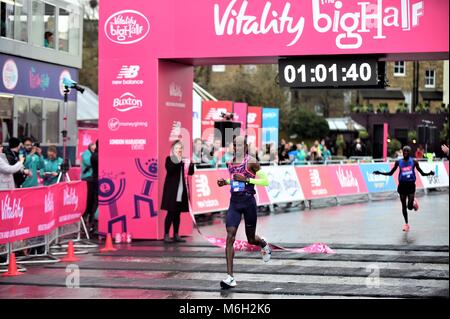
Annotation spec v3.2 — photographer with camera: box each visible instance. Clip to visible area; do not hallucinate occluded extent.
[21,137,45,188]
[40,145,63,186]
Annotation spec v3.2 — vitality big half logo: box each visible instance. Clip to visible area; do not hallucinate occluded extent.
[104,10,150,44]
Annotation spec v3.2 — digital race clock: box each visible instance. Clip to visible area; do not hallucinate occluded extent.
[278,57,386,88]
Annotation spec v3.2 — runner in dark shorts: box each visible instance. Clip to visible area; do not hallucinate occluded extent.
[217,135,271,289]
[373,146,434,232]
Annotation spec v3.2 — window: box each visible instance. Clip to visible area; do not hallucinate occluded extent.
[243,65,257,74]
[68,10,80,55]
[31,1,55,49]
[29,98,42,142]
[0,0,28,42]
[212,65,226,72]
[425,69,435,88]
[44,100,59,143]
[58,7,69,52]
[394,61,405,76]
[16,96,43,142]
[0,95,13,143]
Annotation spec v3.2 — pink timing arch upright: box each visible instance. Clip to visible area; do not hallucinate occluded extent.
[99,0,449,239]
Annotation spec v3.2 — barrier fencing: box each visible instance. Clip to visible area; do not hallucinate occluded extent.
[0,181,97,274]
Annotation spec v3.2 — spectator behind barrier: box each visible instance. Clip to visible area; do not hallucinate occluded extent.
[40,145,63,186]
[3,137,30,188]
[21,137,44,188]
[0,144,25,190]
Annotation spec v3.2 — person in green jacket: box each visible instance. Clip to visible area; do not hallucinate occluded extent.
[41,145,63,186]
[21,137,45,188]
[81,143,96,181]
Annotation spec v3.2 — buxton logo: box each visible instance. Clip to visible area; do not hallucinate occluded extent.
[104,10,150,44]
[113,92,143,112]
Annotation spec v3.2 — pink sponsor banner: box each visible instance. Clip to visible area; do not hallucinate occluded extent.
[76,129,98,165]
[255,186,271,206]
[190,169,231,214]
[157,61,194,238]
[389,162,424,189]
[100,1,448,62]
[233,102,248,134]
[201,101,233,144]
[55,181,87,227]
[247,106,262,150]
[295,166,337,199]
[0,181,86,245]
[444,161,449,175]
[327,164,368,195]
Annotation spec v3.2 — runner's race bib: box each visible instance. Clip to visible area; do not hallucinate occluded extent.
[231,180,246,193]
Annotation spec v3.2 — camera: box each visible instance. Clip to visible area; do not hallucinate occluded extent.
[33,142,40,148]
[220,112,234,121]
[62,77,85,93]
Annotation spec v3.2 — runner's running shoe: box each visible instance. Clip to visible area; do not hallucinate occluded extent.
[261,237,272,262]
[413,198,419,211]
[220,275,236,289]
[402,224,410,232]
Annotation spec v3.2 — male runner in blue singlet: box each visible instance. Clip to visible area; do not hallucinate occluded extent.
[373,146,434,232]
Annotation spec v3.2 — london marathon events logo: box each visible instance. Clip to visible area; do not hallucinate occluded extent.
[113,92,143,112]
[104,10,150,44]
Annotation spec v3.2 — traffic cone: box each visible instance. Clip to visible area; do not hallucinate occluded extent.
[2,253,24,277]
[61,241,80,262]
[100,233,117,252]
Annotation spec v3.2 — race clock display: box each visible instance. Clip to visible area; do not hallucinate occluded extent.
[278,58,385,88]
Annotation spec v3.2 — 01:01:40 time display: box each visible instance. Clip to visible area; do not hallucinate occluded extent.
[283,63,373,84]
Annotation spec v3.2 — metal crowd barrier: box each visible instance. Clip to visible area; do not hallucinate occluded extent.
[0,216,98,273]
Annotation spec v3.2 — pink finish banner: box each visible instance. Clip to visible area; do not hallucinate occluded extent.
[295,166,337,199]
[0,181,87,245]
[76,129,98,165]
[233,102,248,135]
[247,106,262,150]
[327,164,369,196]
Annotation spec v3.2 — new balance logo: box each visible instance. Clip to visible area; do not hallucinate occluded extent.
[117,65,140,79]
[112,65,144,86]
[194,175,211,197]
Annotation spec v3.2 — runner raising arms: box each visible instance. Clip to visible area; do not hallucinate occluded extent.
[217,135,271,289]
[373,146,434,232]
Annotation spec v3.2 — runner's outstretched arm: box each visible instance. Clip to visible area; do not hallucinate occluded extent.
[414,160,435,176]
[373,161,399,176]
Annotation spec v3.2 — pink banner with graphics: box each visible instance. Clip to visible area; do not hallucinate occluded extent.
[201,101,233,144]
[247,106,262,150]
[190,169,230,215]
[233,102,248,135]
[327,164,369,196]
[295,166,337,199]
[76,129,98,165]
[0,181,87,245]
